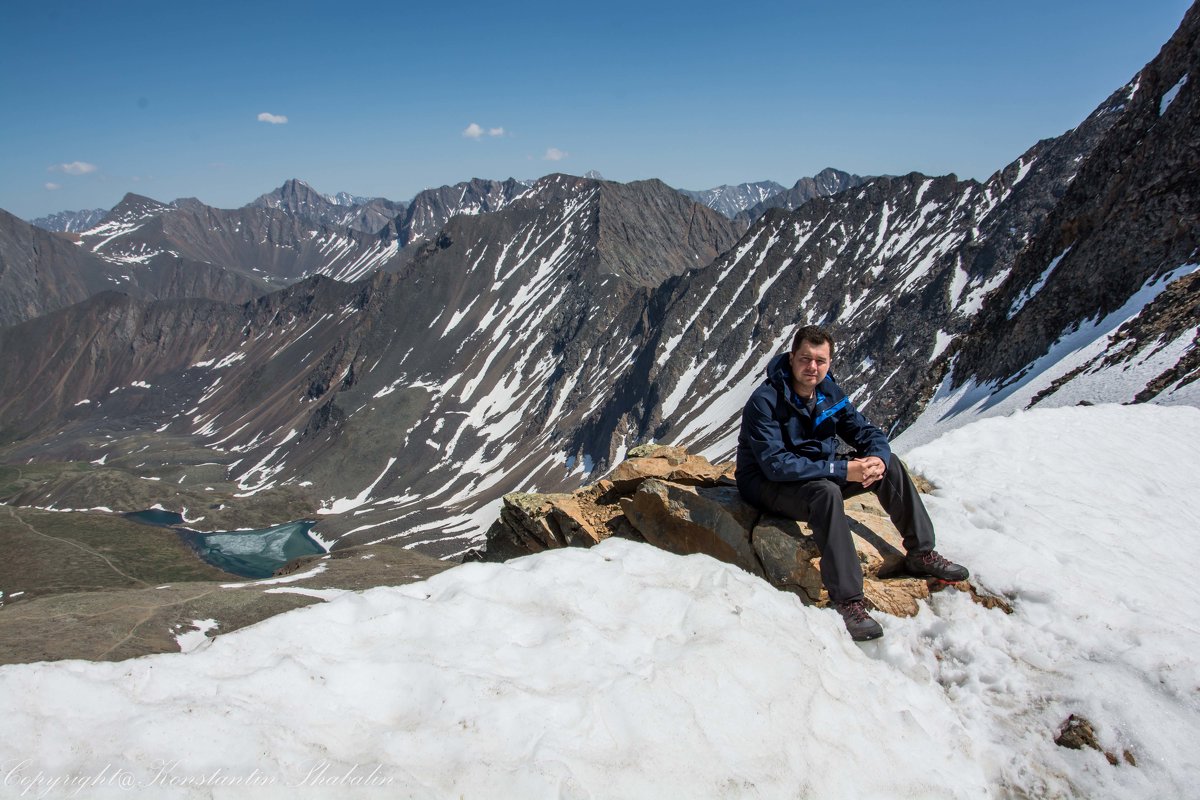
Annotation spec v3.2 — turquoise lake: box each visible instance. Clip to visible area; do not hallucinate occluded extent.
[125,511,324,578]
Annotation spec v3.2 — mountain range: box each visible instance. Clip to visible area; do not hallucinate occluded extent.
[1,3,1196,561]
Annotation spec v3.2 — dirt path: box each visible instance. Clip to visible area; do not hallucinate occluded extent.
[2,504,149,587]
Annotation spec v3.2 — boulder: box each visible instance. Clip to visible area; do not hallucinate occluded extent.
[479,445,992,621]
[609,445,734,492]
[490,492,570,554]
[620,479,763,577]
[483,482,634,561]
[547,495,604,547]
[750,517,824,600]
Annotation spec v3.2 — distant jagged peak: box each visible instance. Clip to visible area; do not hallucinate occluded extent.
[330,191,371,207]
[93,192,173,228]
[735,168,868,224]
[513,173,692,212]
[170,197,209,213]
[401,176,532,245]
[252,178,387,209]
[677,180,787,218]
[28,207,108,233]
[246,179,404,235]
[251,178,334,211]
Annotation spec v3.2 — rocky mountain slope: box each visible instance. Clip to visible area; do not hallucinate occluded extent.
[12,177,538,325]
[0,208,263,328]
[940,10,1199,410]
[399,177,530,246]
[0,175,743,555]
[74,192,404,287]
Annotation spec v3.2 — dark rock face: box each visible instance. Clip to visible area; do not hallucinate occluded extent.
[596,177,742,287]
[250,178,406,235]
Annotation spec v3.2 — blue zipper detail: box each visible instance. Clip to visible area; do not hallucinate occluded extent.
[813,397,848,428]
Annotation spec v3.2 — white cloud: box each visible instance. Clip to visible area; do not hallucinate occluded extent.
[44,182,61,191]
[543,147,568,161]
[49,161,97,175]
[257,112,288,124]
[464,122,505,139]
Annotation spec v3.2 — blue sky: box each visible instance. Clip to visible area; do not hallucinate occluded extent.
[0,0,1191,219]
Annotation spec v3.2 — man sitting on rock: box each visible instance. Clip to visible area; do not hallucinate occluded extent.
[735,325,968,641]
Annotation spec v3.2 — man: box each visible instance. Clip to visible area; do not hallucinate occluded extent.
[736,325,968,641]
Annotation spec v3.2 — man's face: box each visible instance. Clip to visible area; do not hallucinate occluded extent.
[789,340,831,396]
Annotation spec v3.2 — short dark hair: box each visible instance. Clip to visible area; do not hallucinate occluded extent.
[790,325,834,359]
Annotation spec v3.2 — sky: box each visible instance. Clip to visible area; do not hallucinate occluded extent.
[0,0,1192,220]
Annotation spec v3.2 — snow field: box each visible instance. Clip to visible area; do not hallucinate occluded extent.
[899,403,1200,797]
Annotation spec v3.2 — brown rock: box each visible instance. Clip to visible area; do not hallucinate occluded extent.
[863,577,928,617]
[750,509,929,616]
[666,456,731,486]
[610,457,675,489]
[621,479,764,576]
[610,451,730,492]
[1055,714,1134,766]
[750,518,824,601]
[482,447,996,622]
[844,492,889,518]
[547,496,604,547]
[496,492,572,551]
[626,443,689,462]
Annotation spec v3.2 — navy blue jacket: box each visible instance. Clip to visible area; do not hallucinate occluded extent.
[736,353,891,491]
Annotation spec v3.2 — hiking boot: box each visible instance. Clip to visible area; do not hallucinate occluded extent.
[905,550,969,582]
[835,599,883,641]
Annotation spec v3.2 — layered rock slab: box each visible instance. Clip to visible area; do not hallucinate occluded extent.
[481,445,988,618]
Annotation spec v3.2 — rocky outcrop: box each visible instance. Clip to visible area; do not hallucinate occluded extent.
[479,446,999,618]
[622,479,763,577]
[609,444,734,490]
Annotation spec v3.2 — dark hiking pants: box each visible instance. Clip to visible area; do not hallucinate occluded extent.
[738,453,935,604]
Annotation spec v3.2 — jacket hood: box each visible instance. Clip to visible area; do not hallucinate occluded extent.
[766,352,791,385]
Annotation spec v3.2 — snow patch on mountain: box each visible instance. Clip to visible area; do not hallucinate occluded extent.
[897,263,1200,450]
